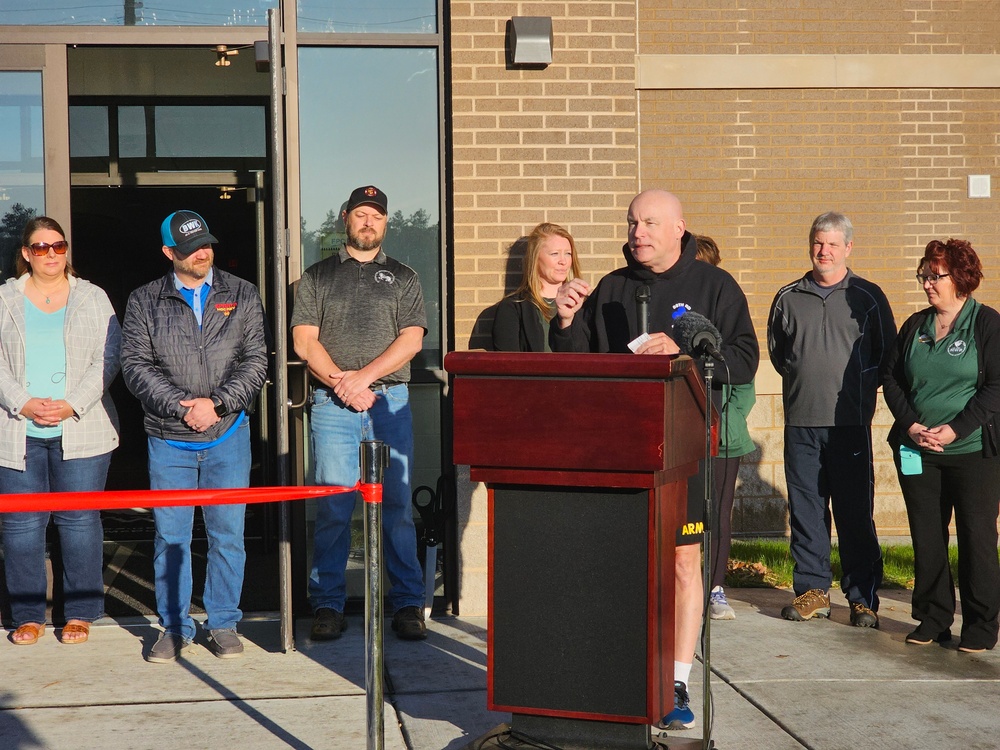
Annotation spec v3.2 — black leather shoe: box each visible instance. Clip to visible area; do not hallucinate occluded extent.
[391,606,427,640]
[311,608,346,641]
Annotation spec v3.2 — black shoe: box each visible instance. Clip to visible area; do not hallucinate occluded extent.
[905,628,951,645]
[849,602,879,628]
[391,606,427,640]
[311,608,346,641]
[958,641,994,653]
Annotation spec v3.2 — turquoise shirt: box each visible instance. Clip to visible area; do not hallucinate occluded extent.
[24,301,67,439]
[904,297,982,454]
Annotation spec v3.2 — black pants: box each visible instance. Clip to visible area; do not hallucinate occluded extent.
[784,425,883,608]
[896,448,1000,649]
[710,456,741,590]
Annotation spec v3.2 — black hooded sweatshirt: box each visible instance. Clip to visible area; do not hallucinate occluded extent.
[550,231,759,387]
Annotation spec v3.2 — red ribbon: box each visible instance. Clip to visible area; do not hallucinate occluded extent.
[360,482,383,504]
[0,484,361,513]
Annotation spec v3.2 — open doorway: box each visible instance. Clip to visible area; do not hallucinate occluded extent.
[70,185,280,617]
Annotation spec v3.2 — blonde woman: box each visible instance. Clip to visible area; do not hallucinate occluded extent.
[492,222,582,352]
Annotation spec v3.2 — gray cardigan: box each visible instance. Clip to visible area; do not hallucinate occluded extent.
[0,275,121,470]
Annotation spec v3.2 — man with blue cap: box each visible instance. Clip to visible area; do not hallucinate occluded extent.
[121,210,267,663]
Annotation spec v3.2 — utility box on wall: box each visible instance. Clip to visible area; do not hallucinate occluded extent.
[507,16,553,66]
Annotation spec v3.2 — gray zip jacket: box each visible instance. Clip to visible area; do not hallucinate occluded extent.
[120,268,267,441]
[767,269,896,427]
[0,275,121,470]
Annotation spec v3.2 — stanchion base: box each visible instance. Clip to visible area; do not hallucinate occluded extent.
[463,716,654,749]
[650,732,704,749]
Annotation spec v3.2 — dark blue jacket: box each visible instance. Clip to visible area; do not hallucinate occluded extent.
[120,268,268,441]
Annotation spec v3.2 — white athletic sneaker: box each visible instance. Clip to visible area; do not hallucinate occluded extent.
[709,586,736,620]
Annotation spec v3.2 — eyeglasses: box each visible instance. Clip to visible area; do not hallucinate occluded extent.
[916,272,950,285]
[27,241,69,256]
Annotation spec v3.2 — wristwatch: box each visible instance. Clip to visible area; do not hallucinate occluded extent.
[212,398,228,418]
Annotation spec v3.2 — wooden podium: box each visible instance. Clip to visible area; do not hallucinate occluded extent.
[446,351,710,749]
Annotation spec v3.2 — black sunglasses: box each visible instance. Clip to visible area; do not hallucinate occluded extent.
[27,241,69,256]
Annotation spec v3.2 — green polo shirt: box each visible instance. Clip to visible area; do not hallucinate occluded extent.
[904,298,982,454]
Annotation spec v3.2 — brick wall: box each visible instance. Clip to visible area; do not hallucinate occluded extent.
[448,0,1000,612]
[450,2,639,350]
[450,2,640,612]
[637,1,1000,55]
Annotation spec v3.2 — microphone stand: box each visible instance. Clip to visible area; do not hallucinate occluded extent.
[700,356,716,750]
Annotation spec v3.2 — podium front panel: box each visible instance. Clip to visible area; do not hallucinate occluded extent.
[489,485,651,720]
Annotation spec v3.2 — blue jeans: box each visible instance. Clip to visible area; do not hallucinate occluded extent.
[0,437,110,626]
[308,385,423,613]
[148,420,250,641]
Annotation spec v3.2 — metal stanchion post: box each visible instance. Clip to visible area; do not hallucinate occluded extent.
[701,359,716,750]
[361,440,390,750]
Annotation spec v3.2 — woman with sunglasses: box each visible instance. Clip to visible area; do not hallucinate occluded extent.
[0,216,120,646]
[883,238,1000,652]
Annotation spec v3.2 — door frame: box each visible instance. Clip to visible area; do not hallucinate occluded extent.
[0,45,71,237]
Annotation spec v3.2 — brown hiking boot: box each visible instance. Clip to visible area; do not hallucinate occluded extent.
[849,602,879,628]
[781,589,831,621]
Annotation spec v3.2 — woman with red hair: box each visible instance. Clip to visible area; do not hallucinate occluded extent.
[883,238,1000,652]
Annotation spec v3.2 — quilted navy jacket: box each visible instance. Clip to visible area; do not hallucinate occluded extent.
[120,268,268,442]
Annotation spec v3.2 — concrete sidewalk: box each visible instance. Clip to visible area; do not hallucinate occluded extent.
[1,587,997,750]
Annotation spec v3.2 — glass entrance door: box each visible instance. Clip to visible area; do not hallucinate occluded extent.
[0,45,68,281]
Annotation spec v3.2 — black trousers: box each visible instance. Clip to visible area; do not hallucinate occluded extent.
[896,448,1000,648]
[710,456,741,590]
[784,425,883,608]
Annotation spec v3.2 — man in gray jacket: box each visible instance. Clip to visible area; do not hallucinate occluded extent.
[121,210,267,663]
[767,212,895,628]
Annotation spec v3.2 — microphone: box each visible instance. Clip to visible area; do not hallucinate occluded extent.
[636,285,650,335]
[672,309,725,362]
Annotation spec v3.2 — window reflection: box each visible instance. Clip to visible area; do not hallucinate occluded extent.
[0,72,44,281]
[298,47,441,369]
[297,0,436,33]
[155,106,265,158]
[0,0,277,26]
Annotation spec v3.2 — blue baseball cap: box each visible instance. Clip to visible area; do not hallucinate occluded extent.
[161,210,218,256]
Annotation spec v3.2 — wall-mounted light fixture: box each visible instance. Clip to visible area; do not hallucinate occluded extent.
[507,16,553,67]
[214,45,239,67]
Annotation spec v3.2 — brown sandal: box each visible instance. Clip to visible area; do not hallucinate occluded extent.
[11,623,45,645]
[60,620,90,644]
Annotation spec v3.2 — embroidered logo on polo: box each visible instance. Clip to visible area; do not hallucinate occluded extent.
[374,270,395,285]
[215,302,237,317]
[948,340,967,356]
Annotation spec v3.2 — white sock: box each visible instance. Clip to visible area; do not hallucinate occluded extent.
[674,661,692,687]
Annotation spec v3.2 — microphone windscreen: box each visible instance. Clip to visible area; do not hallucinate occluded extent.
[672,310,722,356]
